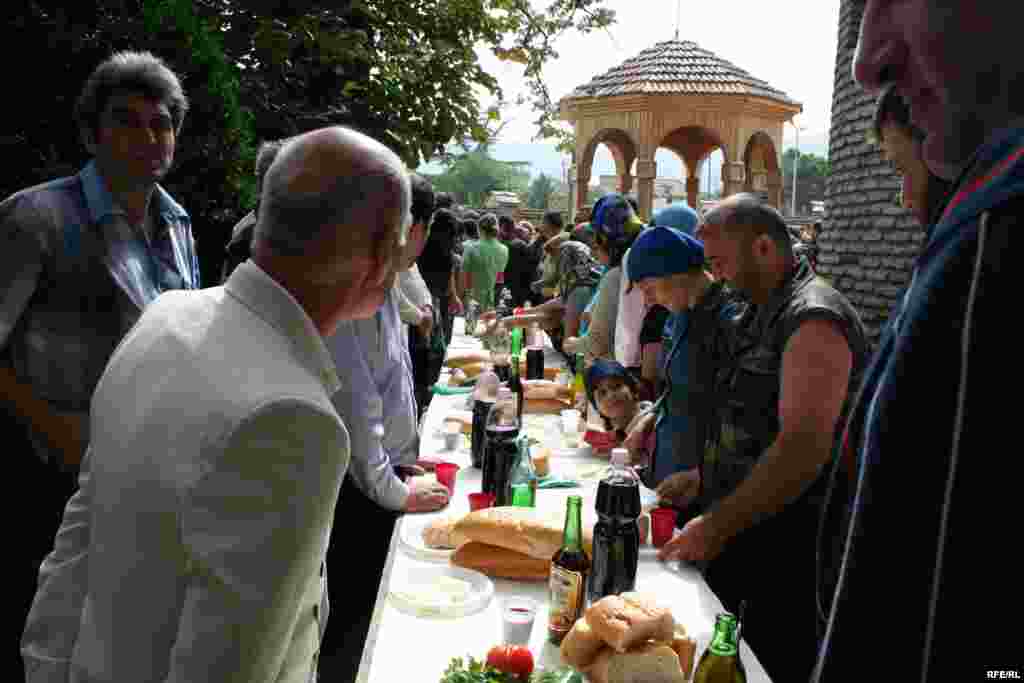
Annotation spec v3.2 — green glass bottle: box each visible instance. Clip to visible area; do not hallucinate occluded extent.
[693,613,746,683]
[571,352,587,412]
[547,495,590,645]
[508,439,537,508]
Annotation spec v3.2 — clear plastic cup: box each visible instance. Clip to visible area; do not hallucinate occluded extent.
[561,409,582,447]
[501,597,537,645]
[443,421,462,451]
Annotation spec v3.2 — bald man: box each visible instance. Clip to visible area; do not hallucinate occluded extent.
[21,127,410,683]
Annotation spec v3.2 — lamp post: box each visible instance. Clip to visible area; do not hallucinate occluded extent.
[790,120,807,216]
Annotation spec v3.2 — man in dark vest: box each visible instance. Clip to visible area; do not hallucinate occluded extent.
[657,193,868,683]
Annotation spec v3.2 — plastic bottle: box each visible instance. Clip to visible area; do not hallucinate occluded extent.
[482,387,521,505]
[587,448,641,603]
[470,370,500,469]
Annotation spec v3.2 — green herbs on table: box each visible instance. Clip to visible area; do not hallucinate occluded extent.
[440,657,582,683]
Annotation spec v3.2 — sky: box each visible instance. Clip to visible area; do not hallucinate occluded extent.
[420,0,839,192]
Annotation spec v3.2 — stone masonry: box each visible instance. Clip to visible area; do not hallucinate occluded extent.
[820,0,926,345]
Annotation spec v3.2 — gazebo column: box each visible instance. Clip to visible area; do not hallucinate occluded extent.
[635,158,657,222]
[574,167,591,216]
[686,176,700,211]
[722,161,746,199]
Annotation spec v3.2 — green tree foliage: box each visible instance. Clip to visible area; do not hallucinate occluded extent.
[429,146,531,207]
[1,0,614,282]
[781,149,830,214]
[527,173,557,209]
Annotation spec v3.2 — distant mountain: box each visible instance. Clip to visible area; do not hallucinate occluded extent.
[417,137,830,193]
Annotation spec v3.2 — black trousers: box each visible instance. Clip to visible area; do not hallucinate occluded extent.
[318,475,401,683]
[7,412,78,679]
[703,496,822,683]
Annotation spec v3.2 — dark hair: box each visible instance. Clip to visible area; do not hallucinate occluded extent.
[498,214,515,230]
[461,218,479,240]
[479,213,499,237]
[410,173,436,225]
[626,196,639,214]
[434,191,455,211]
[703,193,795,256]
[76,51,188,139]
[869,83,925,145]
[543,211,564,231]
[254,139,287,199]
[418,208,459,294]
[594,229,638,269]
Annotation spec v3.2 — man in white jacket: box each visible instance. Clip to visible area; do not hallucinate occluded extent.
[21,126,410,683]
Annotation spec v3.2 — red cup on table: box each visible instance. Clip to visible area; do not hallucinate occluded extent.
[435,462,460,495]
[649,507,677,548]
[469,492,496,511]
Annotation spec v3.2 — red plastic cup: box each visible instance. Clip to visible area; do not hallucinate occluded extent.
[435,462,460,495]
[469,492,496,511]
[650,507,677,548]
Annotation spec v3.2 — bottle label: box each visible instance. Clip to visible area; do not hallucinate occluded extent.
[548,565,584,633]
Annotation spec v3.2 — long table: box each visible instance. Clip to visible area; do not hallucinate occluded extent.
[355,320,771,682]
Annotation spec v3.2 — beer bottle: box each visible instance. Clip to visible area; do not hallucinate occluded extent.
[693,613,746,683]
[547,495,590,645]
[571,352,587,412]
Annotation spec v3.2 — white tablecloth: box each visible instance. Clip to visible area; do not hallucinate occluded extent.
[355,319,771,682]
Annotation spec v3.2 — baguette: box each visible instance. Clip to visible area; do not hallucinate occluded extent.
[560,618,606,670]
[667,628,697,680]
[586,643,686,683]
[524,397,572,414]
[450,542,550,581]
[452,506,593,560]
[445,350,492,368]
[422,515,466,550]
[584,592,675,653]
[522,380,573,401]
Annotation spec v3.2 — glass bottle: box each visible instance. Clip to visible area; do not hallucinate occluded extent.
[509,325,524,421]
[508,441,537,508]
[693,613,746,683]
[571,352,587,412]
[548,495,591,645]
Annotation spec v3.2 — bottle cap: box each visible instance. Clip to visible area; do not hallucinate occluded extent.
[610,448,629,467]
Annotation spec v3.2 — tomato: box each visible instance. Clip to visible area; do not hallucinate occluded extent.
[485,644,535,679]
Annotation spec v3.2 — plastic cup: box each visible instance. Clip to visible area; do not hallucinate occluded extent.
[561,409,582,447]
[469,492,496,511]
[435,462,460,495]
[650,507,677,548]
[443,422,462,451]
[501,597,537,645]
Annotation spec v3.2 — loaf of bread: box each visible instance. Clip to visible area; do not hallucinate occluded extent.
[445,350,492,368]
[560,618,606,670]
[585,642,686,683]
[668,627,697,680]
[450,542,550,581]
[452,506,593,560]
[422,515,466,550]
[522,380,573,401]
[585,593,675,653]
[460,361,492,379]
[524,397,572,414]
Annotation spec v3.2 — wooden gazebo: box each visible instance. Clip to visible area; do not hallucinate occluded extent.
[560,39,802,221]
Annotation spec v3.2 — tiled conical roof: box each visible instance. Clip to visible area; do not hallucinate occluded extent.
[565,39,799,107]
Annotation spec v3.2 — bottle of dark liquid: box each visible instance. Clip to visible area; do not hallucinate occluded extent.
[470,370,500,469]
[693,613,746,683]
[588,448,641,603]
[525,322,545,380]
[548,495,590,645]
[482,387,520,505]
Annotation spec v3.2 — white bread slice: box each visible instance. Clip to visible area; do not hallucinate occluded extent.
[586,643,686,683]
[584,592,675,653]
[559,618,606,670]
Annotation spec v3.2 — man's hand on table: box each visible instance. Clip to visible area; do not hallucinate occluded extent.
[405,477,450,513]
[657,513,728,563]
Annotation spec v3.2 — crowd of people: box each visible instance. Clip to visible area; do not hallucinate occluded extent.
[4,0,1017,677]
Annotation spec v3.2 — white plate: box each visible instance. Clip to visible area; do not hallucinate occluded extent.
[388,565,494,619]
[398,514,458,563]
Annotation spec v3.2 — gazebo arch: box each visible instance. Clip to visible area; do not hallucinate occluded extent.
[561,39,802,220]
[743,131,784,207]
[578,128,639,196]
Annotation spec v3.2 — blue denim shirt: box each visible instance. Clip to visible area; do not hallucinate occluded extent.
[0,161,199,464]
